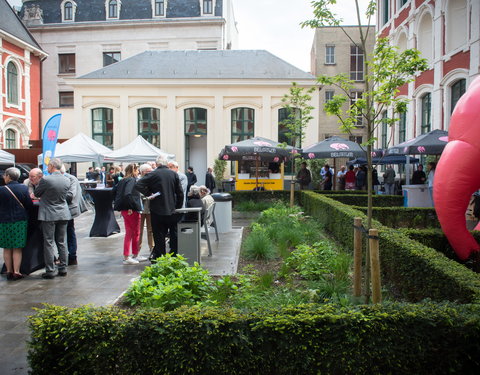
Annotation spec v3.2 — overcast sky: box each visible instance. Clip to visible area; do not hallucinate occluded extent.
[8,0,371,72]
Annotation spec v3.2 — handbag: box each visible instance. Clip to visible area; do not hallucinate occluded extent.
[5,186,25,209]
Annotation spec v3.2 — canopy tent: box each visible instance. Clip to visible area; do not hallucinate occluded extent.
[0,149,15,164]
[103,135,174,163]
[218,136,295,162]
[347,155,419,165]
[387,129,448,156]
[37,132,112,165]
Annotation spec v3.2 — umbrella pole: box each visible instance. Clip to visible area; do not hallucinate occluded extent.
[255,156,259,190]
[333,158,337,190]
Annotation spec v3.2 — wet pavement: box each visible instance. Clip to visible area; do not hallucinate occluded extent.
[0,210,243,374]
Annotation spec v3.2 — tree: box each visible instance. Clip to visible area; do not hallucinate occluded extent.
[302,0,428,301]
[280,82,315,207]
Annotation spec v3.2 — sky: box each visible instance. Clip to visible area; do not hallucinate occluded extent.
[7,0,371,72]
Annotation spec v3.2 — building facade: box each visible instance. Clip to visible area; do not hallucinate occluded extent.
[1,0,46,149]
[20,0,238,138]
[68,50,319,183]
[311,26,375,144]
[376,0,480,149]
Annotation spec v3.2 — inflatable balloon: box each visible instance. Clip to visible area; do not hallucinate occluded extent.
[434,77,480,262]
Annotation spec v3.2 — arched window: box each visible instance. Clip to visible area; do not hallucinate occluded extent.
[450,79,466,114]
[231,108,254,143]
[7,62,19,105]
[396,32,408,53]
[138,108,160,147]
[109,0,118,18]
[421,93,431,134]
[5,129,17,149]
[446,0,467,52]
[64,1,73,20]
[92,108,113,148]
[417,12,433,64]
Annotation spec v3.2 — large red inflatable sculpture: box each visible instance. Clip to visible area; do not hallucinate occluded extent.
[434,76,480,263]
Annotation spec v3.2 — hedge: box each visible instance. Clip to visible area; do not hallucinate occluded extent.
[300,192,480,303]
[326,194,404,207]
[353,206,440,228]
[29,303,480,375]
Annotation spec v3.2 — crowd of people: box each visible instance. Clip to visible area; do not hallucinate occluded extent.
[0,158,216,281]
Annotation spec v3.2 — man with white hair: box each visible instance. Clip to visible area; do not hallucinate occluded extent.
[24,168,43,198]
[138,163,154,253]
[135,156,184,260]
[168,160,188,208]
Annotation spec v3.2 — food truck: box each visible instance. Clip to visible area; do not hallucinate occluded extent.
[234,157,284,190]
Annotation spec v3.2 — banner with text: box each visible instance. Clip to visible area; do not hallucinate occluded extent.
[41,114,62,175]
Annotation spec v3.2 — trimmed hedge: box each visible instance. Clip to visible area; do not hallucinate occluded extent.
[353,206,440,228]
[300,192,480,303]
[29,303,480,375]
[229,190,293,207]
[327,194,404,207]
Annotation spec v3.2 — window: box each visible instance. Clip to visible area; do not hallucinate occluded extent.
[350,45,364,81]
[421,93,431,134]
[350,91,363,126]
[451,79,466,114]
[185,108,207,135]
[398,111,406,143]
[59,54,75,74]
[381,111,388,149]
[325,90,334,102]
[92,108,113,148]
[382,0,389,25]
[59,92,74,107]
[64,1,73,20]
[349,135,363,144]
[5,129,17,149]
[138,108,160,147]
[154,0,165,16]
[103,52,121,67]
[399,0,408,8]
[231,108,254,143]
[7,62,18,105]
[108,0,118,18]
[325,45,335,64]
[203,0,213,14]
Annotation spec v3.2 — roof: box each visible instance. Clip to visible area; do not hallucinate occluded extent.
[79,50,315,80]
[0,0,43,51]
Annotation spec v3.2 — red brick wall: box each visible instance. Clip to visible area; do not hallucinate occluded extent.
[443,50,470,75]
[415,68,434,89]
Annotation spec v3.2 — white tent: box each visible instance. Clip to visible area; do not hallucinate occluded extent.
[0,149,15,164]
[103,135,174,163]
[38,133,111,164]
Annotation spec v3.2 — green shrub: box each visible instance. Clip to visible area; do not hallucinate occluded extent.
[28,303,480,375]
[327,194,404,207]
[284,242,337,280]
[353,206,440,228]
[235,200,273,212]
[242,225,276,260]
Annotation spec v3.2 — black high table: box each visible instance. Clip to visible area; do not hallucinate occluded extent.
[85,188,120,237]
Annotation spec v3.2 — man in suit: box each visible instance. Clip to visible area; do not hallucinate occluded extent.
[135,156,184,260]
[34,158,72,279]
[61,164,87,266]
[24,168,43,197]
[205,167,216,193]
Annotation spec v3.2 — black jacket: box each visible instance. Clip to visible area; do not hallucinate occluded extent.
[0,181,33,223]
[113,177,143,212]
[135,166,184,216]
[205,172,216,192]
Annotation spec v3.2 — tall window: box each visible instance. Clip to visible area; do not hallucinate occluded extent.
[103,52,121,67]
[5,129,16,149]
[231,108,254,143]
[203,0,213,14]
[421,93,431,134]
[382,0,389,25]
[278,108,301,147]
[185,108,207,135]
[398,111,406,143]
[7,62,18,105]
[325,90,334,102]
[59,92,74,107]
[59,54,75,74]
[451,79,466,114]
[325,45,335,64]
[64,1,73,20]
[108,0,118,18]
[381,111,388,149]
[350,91,363,126]
[155,0,165,16]
[138,108,160,147]
[92,108,113,148]
[350,45,364,81]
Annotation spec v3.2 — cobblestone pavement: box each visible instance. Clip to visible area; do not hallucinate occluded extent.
[0,210,243,374]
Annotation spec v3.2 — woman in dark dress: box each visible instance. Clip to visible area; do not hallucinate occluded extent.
[0,167,33,281]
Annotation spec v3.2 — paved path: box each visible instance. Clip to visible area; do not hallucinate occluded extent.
[0,210,243,374]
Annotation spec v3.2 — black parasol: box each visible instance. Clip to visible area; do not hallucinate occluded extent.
[301,136,365,159]
[387,129,448,156]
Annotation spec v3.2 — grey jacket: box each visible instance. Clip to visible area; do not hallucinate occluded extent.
[35,171,73,221]
[65,173,87,218]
